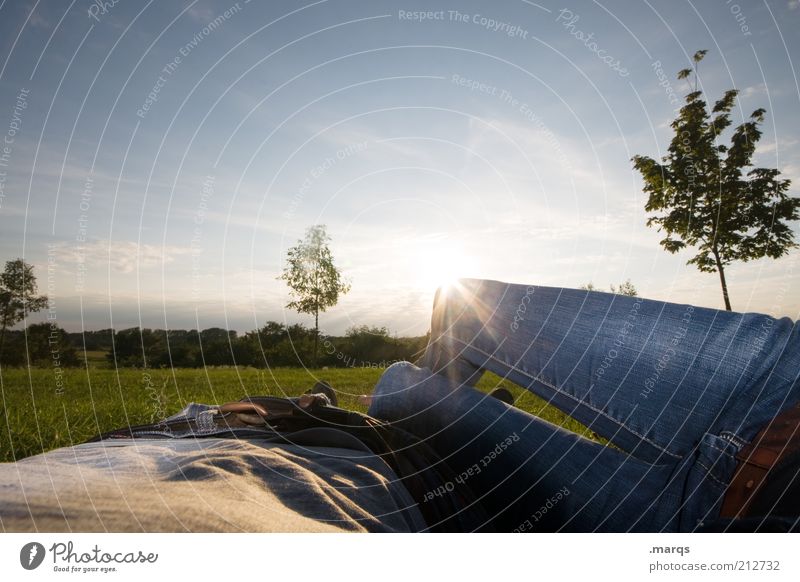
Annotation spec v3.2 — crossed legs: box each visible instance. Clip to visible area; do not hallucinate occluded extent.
[368,279,799,531]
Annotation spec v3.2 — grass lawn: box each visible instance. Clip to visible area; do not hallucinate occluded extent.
[0,366,600,463]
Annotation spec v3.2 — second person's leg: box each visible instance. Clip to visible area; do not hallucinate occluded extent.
[369,362,678,532]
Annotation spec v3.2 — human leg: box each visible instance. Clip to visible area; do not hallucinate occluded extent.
[369,362,674,532]
[371,279,800,531]
[418,279,798,463]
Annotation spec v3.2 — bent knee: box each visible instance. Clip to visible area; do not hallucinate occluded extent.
[373,361,426,397]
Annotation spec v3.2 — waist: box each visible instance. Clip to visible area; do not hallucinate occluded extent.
[720,400,800,519]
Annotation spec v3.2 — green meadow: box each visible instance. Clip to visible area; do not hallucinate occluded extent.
[0,366,600,463]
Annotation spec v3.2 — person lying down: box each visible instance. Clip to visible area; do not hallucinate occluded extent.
[2,279,798,532]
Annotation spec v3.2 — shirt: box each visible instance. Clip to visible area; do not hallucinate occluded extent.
[0,411,427,532]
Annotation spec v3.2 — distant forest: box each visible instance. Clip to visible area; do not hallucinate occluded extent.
[0,323,428,369]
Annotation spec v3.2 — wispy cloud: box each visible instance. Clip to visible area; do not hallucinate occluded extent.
[26,1,51,29]
[740,83,768,99]
[755,137,799,156]
[187,4,217,23]
[51,239,191,273]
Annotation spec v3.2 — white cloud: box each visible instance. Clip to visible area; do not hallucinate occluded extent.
[755,138,799,156]
[186,4,217,23]
[50,239,191,273]
[779,162,800,184]
[740,83,768,99]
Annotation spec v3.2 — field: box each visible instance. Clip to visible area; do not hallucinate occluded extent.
[0,366,599,463]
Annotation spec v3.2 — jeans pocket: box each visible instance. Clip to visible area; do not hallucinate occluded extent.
[681,432,740,530]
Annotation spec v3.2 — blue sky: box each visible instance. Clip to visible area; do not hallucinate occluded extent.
[1,0,799,334]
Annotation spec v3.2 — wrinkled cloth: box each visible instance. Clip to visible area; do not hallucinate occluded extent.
[0,434,426,532]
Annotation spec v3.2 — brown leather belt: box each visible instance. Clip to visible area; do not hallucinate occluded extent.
[720,402,800,518]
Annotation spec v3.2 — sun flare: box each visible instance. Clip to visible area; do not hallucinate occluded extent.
[414,244,474,292]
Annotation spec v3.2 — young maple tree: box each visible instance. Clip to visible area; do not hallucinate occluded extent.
[632,50,799,310]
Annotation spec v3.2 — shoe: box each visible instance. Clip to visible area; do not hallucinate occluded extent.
[488,388,514,405]
[304,381,338,407]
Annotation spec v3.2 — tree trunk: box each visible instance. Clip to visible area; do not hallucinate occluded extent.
[0,309,7,364]
[314,309,319,367]
[713,250,732,311]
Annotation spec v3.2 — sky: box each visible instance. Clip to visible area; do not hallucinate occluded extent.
[0,0,799,335]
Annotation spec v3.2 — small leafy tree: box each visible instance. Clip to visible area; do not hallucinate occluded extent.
[580,280,638,296]
[278,225,350,365]
[610,279,638,297]
[633,50,799,310]
[0,259,49,363]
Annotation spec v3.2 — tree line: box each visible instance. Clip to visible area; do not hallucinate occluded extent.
[0,322,428,369]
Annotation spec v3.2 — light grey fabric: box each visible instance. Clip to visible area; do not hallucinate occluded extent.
[0,437,427,532]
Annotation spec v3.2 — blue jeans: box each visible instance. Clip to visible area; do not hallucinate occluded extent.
[367,279,800,532]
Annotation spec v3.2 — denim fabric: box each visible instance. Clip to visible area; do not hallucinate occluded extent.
[368,279,800,532]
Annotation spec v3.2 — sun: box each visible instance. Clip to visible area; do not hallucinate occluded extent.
[414,243,474,292]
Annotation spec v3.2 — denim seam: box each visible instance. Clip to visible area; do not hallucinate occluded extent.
[694,459,730,488]
[719,431,747,448]
[450,335,683,460]
[706,442,736,458]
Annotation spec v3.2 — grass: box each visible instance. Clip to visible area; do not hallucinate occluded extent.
[0,366,600,463]
[82,350,110,367]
